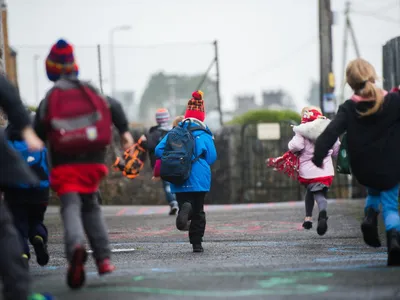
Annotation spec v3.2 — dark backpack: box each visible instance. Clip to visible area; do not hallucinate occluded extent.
[44,78,112,155]
[160,119,210,185]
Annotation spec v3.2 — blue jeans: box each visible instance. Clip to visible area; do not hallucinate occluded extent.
[162,180,177,205]
[365,184,400,231]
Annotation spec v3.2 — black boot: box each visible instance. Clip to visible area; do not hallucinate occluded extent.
[192,244,204,253]
[361,207,381,247]
[387,229,400,267]
[176,202,192,231]
[317,210,328,236]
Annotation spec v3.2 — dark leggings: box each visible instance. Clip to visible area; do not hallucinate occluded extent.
[176,192,206,244]
[305,190,328,217]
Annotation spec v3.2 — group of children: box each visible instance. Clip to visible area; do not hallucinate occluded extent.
[0,37,218,298]
[269,57,400,266]
[1,36,399,299]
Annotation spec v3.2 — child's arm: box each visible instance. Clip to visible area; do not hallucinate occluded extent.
[155,133,168,158]
[204,134,217,165]
[288,133,305,153]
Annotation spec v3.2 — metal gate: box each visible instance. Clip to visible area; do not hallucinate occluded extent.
[383,36,400,90]
[239,121,351,203]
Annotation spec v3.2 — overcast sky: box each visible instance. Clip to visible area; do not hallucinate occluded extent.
[8,0,400,115]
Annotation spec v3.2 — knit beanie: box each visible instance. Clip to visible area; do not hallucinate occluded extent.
[301,108,323,124]
[155,108,170,126]
[184,90,205,122]
[45,39,79,82]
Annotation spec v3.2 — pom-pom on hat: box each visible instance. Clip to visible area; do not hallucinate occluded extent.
[184,90,205,122]
[45,39,79,82]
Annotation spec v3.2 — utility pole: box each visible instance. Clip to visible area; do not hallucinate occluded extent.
[214,40,223,126]
[339,1,361,104]
[318,0,335,117]
[0,0,6,75]
[97,44,104,94]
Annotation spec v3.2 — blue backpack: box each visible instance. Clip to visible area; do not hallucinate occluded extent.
[160,119,210,185]
[7,140,50,189]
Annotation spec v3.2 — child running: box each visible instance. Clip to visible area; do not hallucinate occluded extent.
[155,91,217,252]
[146,109,179,215]
[34,39,134,288]
[288,107,340,235]
[4,110,50,266]
[313,58,400,266]
[0,74,52,300]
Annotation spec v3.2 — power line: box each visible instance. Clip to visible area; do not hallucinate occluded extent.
[12,41,214,49]
[238,35,317,82]
[351,10,399,24]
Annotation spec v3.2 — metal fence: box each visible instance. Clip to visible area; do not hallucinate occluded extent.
[383,36,400,90]
[207,121,361,204]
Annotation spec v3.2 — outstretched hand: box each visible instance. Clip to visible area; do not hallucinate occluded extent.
[22,127,44,151]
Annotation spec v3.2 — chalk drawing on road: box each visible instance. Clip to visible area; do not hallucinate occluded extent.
[314,245,386,264]
[86,271,333,297]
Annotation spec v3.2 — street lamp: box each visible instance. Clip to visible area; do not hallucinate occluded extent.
[109,25,131,97]
[33,54,40,104]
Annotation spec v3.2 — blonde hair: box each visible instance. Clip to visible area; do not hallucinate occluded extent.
[346,58,384,117]
[173,115,184,127]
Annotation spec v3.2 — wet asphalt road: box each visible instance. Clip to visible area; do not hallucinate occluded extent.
[24,200,400,300]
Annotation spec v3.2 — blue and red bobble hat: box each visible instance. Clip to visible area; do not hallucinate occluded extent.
[45,39,79,82]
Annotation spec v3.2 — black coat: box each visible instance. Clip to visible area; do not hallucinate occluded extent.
[313,91,400,191]
[0,75,39,187]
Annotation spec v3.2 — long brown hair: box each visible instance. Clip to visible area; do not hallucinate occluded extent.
[346,58,384,117]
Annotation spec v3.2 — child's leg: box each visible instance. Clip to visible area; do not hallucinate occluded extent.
[28,198,49,266]
[60,192,88,289]
[4,197,30,258]
[314,191,328,236]
[162,180,178,215]
[0,201,31,300]
[361,188,381,248]
[380,185,400,231]
[176,193,192,231]
[314,191,327,212]
[365,188,380,213]
[189,192,206,252]
[80,193,114,274]
[303,189,314,229]
[379,185,400,266]
[304,189,314,218]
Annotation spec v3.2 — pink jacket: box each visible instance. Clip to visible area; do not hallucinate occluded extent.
[288,118,340,179]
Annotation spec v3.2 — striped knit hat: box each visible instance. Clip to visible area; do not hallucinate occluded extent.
[155,108,170,126]
[45,39,79,82]
[185,90,205,121]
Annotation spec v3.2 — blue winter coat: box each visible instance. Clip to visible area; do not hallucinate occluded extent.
[155,119,217,193]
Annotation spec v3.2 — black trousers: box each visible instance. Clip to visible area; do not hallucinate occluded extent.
[3,188,49,257]
[176,192,206,244]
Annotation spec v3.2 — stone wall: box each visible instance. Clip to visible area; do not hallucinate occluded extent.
[51,123,363,205]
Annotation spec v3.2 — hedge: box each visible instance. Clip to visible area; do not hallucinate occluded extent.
[227,109,301,125]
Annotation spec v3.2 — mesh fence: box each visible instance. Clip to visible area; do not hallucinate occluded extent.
[14,42,215,124]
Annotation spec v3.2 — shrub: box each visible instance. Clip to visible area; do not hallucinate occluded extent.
[228,109,301,125]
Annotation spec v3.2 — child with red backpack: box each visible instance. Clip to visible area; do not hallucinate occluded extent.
[34,39,134,289]
[155,91,217,252]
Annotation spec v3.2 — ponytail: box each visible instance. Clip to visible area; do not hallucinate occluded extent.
[357,81,384,117]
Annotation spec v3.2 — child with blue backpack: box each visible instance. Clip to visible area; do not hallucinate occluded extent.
[4,110,50,266]
[155,91,217,252]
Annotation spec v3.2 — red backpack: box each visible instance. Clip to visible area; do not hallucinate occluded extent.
[44,79,112,155]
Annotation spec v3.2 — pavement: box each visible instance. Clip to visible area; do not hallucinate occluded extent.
[26,199,400,300]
